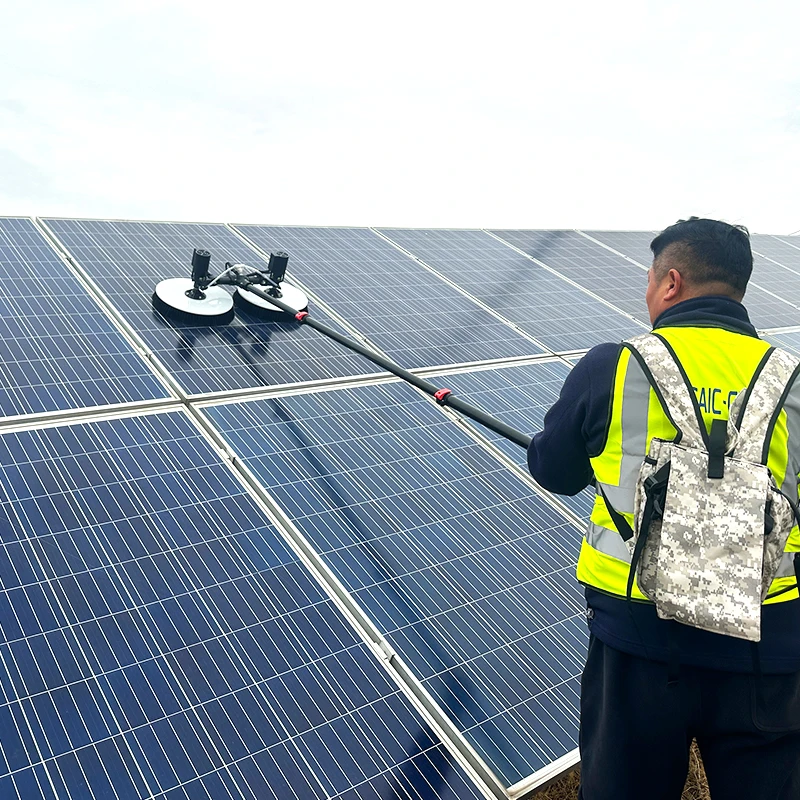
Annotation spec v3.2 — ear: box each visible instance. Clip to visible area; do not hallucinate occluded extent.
[664,268,683,300]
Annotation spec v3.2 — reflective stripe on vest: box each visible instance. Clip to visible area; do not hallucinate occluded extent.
[586,524,798,576]
[579,326,800,604]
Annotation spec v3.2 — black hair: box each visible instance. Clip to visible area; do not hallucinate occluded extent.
[649,217,753,295]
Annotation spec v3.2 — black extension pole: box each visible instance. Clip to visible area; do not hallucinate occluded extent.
[242,283,533,450]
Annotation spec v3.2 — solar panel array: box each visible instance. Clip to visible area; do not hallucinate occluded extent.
[5,216,796,800]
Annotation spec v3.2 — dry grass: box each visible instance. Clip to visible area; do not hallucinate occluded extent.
[682,743,712,800]
[536,741,710,799]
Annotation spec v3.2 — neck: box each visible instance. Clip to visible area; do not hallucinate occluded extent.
[680,284,740,303]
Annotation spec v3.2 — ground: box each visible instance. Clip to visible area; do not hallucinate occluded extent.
[537,742,710,799]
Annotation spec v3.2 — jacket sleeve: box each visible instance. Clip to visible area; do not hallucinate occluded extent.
[527,343,620,495]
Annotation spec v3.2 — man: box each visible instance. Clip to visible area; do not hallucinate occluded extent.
[528,218,800,800]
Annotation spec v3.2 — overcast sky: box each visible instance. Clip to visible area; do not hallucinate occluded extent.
[2,1,799,232]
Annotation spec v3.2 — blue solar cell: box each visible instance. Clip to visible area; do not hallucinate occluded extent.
[204,383,587,786]
[41,219,380,396]
[377,228,646,351]
[0,411,487,800]
[232,225,544,367]
[432,362,595,519]
[0,218,168,418]
[0,763,59,800]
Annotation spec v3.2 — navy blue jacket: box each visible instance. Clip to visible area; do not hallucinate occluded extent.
[528,296,800,673]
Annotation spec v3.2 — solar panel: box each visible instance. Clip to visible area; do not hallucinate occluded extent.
[204,382,587,789]
[0,218,168,419]
[589,231,800,312]
[588,230,800,312]
[748,254,800,313]
[41,219,380,397]
[588,229,800,328]
[768,328,800,357]
[580,230,655,267]
[773,236,800,253]
[748,237,800,310]
[431,362,595,520]
[750,234,800,273]
[489,229,652,322]
[0,411,488,800]
[493,229,800,331]
[710,272,798,329]
[232,226,543,368]
[376,228,646,352]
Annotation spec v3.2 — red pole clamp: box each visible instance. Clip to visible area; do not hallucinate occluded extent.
[434,388,452,404]
[295,311,309,321]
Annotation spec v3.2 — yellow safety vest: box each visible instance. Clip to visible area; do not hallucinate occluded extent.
[578,325,800,604]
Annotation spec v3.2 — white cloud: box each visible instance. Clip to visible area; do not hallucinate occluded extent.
[1,0,799,231]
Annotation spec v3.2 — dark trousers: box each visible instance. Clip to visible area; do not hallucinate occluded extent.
[578,636,800,800]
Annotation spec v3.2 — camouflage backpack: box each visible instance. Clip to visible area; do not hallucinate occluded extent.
[603,332,800,642]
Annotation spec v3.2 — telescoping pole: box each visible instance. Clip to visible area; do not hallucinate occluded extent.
[240,282,533,450]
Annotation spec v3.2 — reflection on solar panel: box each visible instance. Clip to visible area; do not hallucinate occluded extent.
[375,228,646,352]
[0,218,168,418]
[204,382,587,788]
[232,226,541,368]
[489,229,652,322]
[431,362,595,519]
[0,411,487,800]
[580,230,655,267]
[41,219,378,396]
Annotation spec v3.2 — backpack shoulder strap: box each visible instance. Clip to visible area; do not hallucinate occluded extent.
[624,332,709,450]
[734,347,800,464]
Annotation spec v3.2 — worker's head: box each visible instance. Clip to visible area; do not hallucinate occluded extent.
[646,217,753,324]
